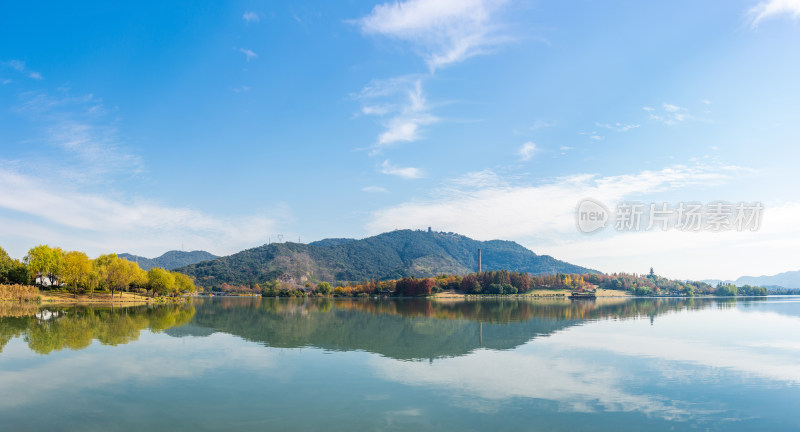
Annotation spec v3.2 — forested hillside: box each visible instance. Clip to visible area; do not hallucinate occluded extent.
[119,250,218,270]
[177,229,596,288]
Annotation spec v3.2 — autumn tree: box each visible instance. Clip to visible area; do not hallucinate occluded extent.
[147,267,175,297]
[24,245,64,287]
[62,251,92,298]
[105,256,138,299]
[316,282,333,295]
[172,272,196,296]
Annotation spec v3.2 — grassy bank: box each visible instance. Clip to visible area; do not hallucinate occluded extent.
[39,290,189,305]
[0,284,186,305]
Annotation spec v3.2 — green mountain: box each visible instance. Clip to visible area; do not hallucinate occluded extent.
[177,229,597,288]
[119,250,218,271]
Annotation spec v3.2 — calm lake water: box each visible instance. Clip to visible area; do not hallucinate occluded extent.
[2,296,800,431]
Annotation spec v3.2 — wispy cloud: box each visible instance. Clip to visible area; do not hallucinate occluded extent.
[530,119,556,130]
[356,77,438,153]
[238,48,258,62]
[1,59,43,80]
[355,0,508,71]
[579,131,603,141]
[242,11,260,23]
[232,85,251,93]
[645,103,693,126]
[380,160,423,179]
[362,186,389,193]
[518,141,536,161]
[596,122,640,132]
[351,0,510,157]
[12,91,142,182]
[748,0,800,27]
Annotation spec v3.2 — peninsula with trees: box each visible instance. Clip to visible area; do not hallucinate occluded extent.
[0,245,196,304]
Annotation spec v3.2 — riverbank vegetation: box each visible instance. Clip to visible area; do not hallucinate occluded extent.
[207,268,767,298]
[0,245,196,301]
[0,284,39,302]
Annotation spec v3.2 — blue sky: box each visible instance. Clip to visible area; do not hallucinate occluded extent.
[1,0,799,280]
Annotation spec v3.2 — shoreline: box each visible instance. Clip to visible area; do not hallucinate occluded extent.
[37,291,185,305]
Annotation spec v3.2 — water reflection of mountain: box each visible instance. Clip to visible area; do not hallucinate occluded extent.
[0,304,195,354]
[182,297,727,360]
[1,297,772,360]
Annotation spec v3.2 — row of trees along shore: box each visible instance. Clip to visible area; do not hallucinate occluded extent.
[207,268,766,298]
[0,245,195,299]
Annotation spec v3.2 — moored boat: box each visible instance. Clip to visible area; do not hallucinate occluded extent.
[568,290,597,300]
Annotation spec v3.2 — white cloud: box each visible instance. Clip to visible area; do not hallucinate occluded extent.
[518,141,536,161]
[2,59,43,80]
[238,48,258,61]
[579,130,603,141]
[378,118,424,146]
[242,11,260,23]
[232,85,251,93]
[0,166,280,258]
[595,122,640,132]
[361,105,390,116]
[356,0,508,71]
[748,0,800,27]
[380,160,423,179]
[646,103,693,126]
[362,186,389,193]
[540,200,800,280]
[366,163,742,240]
[356,77,438,152]
[0,83,285,259]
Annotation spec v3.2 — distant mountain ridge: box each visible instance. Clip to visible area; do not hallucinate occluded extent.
[119,250,219,271]
[702,269,800,289]
[735,269,800,289]
[177,229,597,287]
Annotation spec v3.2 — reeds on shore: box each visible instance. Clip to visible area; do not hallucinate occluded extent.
[0,284,40,302]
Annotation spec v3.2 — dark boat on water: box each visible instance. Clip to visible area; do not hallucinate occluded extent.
[568,290,597,300]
